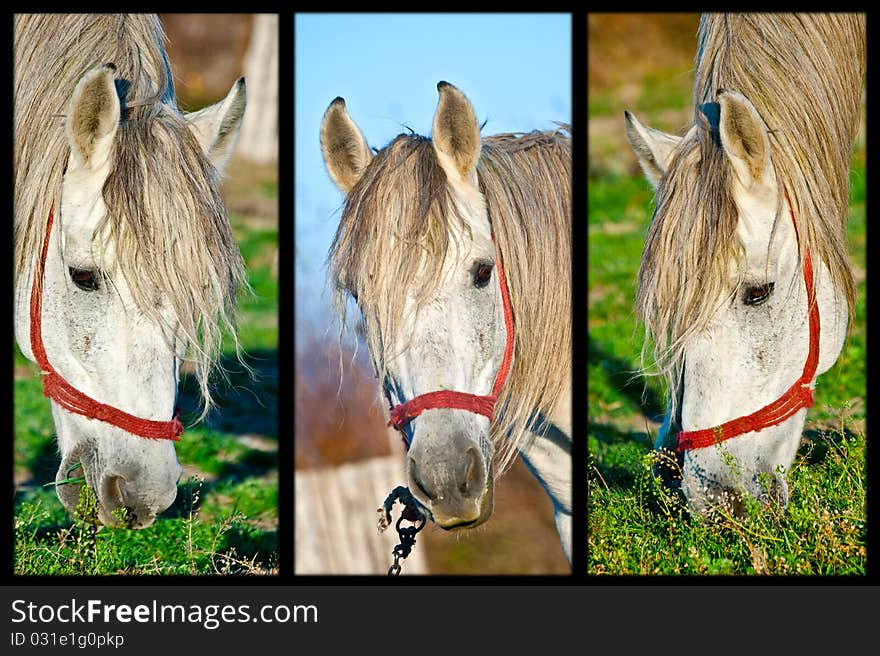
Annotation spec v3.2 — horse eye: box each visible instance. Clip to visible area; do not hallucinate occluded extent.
[472,263,494,289]
[743,282,774,306]
[69,267,100,292]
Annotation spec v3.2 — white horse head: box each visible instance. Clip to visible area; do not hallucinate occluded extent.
[625,15,863,517]
[321,83,505,528]
[627,92,849,513]
[14,15,247,528]
[626,78,868,514]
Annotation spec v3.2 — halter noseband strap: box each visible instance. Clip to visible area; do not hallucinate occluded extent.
[677,191,819,451]
[386,235,515,435]
[29,205,183,441]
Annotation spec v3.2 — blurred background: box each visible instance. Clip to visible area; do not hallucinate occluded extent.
[587,14,865,572]
[295,13,571,574]
[588,13,699,461]
[14,14,279,574]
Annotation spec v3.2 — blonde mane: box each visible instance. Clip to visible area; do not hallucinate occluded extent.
[330,126,571,474]
[637,13,865,403]
[14,14,246,414]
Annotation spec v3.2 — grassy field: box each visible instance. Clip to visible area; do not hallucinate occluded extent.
[587,14,866,575]
[14,159,279,576]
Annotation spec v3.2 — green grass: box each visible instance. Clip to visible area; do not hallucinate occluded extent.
[588,138,866,576]
[589,426,866,575]
[14,172,278,576]
[15,483,272,576]
[589,68,693,118]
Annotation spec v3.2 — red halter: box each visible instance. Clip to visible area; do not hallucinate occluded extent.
[387,237,515,434]
[29,205,183,441]
[677,192,819,451]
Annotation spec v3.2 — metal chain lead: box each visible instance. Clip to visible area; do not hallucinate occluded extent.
[378,486,428,576]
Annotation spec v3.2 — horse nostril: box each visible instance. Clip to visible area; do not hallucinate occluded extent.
[408,457,436,502]
[102,475,125,507]
[459,447,484,498]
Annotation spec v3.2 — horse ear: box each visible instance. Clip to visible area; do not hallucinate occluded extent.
[432,81,481,184]
[320,97,373,194]
[624,111,681,189]
[66,64,120,170]
[716,89,773,191]
[185,77,247,175]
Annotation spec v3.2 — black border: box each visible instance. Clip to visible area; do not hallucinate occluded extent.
[866,6,877,580]
[4,8,14,584]
[1,5,876,591]
[571,12,587,579]
[278,6,294,582]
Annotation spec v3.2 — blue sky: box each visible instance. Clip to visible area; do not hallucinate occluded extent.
[295,13,571,334]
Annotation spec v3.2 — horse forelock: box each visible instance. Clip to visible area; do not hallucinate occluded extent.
[14,14,245,415]
[636,123,740,403]
[637,13,864,409]
[103,105,246,415]
[330,127,571,474]
[329,136,461,376]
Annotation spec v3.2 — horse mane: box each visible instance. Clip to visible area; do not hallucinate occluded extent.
[636,13,865,404]
[329,126,571,474]
[14,14,246,415]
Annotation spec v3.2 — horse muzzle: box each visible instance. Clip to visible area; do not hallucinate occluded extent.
[55,441,180,529]
[406,426,495,529]
[680,451,790,519]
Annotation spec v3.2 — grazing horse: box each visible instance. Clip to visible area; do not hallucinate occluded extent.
[14,14,247,527]
[321,82,572,560]
[625,14,864,515]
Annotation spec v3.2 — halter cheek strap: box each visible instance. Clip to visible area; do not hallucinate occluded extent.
[29,205,183,441]
[677,191,819,451]
[386,235,515,437]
